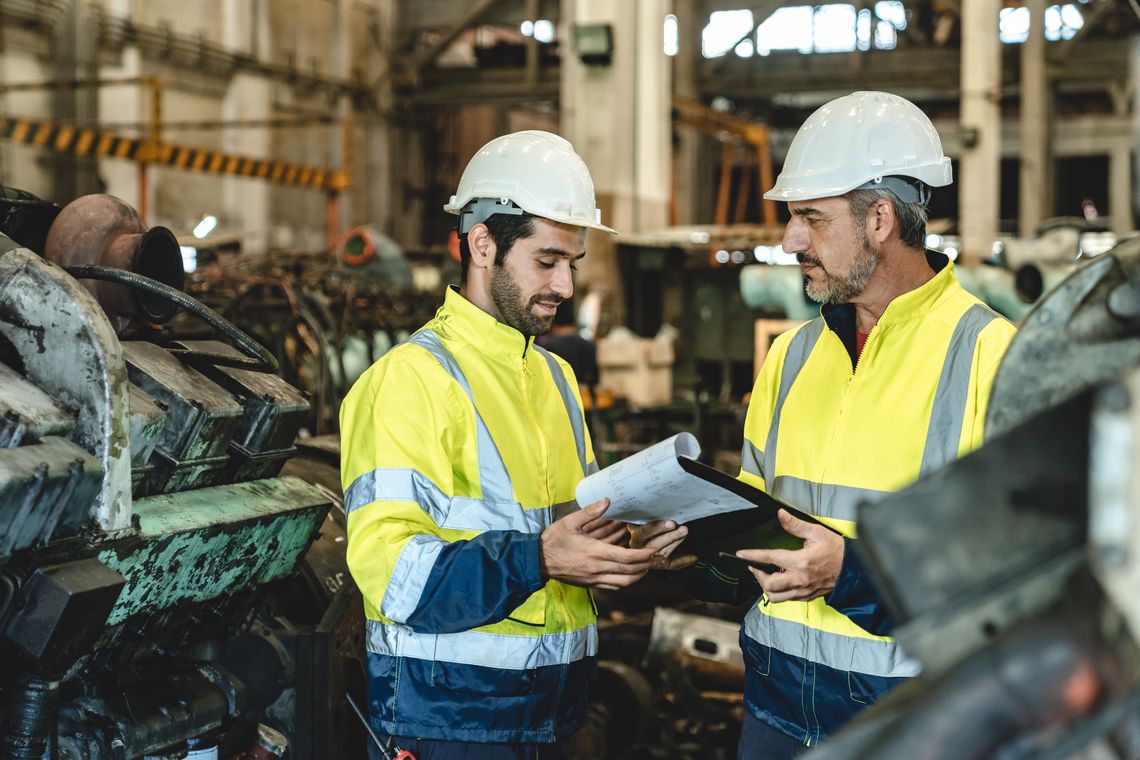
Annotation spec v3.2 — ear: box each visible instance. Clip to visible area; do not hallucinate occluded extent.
[866,198,896,247]
[466,223,497,270]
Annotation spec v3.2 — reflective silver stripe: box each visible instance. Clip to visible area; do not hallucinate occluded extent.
[534,344,589,476]
[771,475,890,523]
[344,467,555,533]
[764,318,825,491]
[743,607,920,679]
[381,534,445,623]
[918,305,1000,476]
[741,438,764,480]
[366,619,598,670]
[409,329,514,503]
[586,460,599,476]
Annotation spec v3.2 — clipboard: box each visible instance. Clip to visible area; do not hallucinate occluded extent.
[673,456,839,573]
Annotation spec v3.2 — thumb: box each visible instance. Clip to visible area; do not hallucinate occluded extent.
[565,498,611,528]
[777,508,814,539]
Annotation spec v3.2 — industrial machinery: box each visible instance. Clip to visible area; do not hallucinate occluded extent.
[815,234,1140,759]
[0,188,361,759]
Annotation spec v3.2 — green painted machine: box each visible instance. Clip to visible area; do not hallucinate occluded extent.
[0,191,358,759]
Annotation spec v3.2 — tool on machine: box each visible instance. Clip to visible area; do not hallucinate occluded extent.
[345,692,416,760]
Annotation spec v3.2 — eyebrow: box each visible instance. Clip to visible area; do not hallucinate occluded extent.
[535,247,586,260]
[792,207,825,218]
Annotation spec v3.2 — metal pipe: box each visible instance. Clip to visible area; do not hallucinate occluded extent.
[1,677,59,760]
[845,615,1114,759]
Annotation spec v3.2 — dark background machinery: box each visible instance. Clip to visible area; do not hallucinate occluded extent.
[0,187,365,759]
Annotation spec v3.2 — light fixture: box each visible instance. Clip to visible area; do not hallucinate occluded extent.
[192,214,218,240]
[573,23,613,65]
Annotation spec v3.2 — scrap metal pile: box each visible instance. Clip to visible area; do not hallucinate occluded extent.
[173,232,442,436]
[0,188,361,759]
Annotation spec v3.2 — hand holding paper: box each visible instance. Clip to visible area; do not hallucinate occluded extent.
[573,432,756,524]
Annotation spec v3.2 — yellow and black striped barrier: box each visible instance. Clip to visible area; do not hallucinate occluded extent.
[0,115,348,192]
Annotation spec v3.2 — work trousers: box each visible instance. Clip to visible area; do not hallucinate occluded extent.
[738,712,810,760]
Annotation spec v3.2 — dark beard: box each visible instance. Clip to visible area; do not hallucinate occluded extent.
[490,264,562,336]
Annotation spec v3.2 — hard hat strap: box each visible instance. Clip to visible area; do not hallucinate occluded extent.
[457,197,526,234]
[852,176,931,206]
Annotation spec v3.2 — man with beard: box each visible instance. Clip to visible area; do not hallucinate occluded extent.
[635,92,1016,757]
[340,130,686,760]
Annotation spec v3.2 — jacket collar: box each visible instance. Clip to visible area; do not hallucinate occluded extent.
[821,251,953,332]
[435,285,534,359]
[821,251,954,368]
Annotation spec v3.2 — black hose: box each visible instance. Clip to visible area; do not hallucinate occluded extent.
[65,265,278,373]
[1,677,58,760]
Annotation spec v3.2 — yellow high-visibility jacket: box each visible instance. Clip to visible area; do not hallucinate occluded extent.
[339,286,598,744]
[734,254,1016,745]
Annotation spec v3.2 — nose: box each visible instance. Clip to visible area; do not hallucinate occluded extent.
[550,260,574,299]
[782,216,809,255]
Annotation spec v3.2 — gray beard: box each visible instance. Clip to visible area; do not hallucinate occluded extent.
[804,232,881,305]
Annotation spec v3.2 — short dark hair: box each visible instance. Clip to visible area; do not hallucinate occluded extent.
[458,213,536,281]
[846,188,929,251]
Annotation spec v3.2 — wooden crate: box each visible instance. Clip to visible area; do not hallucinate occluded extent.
[754,318,806,378]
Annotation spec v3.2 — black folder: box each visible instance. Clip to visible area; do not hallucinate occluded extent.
[674,457,839,574]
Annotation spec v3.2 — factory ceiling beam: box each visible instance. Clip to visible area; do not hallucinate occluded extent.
[700,38,1130,100]
[1054,0,1118,61]
[398,0,559,30]
[705,0,785,76]
[410,0,511,80]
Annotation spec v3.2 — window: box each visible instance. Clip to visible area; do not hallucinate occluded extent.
[702,10,754,57]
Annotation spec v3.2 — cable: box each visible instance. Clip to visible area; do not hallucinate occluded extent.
[65,265,279,373]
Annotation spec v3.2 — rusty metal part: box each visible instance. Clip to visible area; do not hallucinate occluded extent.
[648,607,746,689]
[0,246,133,533]
[987,235,1140,439]
[43,194,183,323]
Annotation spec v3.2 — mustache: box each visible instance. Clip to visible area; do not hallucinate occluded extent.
[530,293,564,308]
[796,252,824,268]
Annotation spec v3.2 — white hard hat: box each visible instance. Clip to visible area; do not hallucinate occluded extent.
[765,91,952,203]
[444,130,616,234]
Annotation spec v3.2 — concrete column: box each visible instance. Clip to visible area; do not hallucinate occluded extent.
[53,0,100,201]
[673,0,702,225]
[330,0,352,240]
[222,0,271,253]
[561,0,672,326]
[98,0,145,210]
[1131,36,1140,231]
[1018,0,1049,238]
[958,0,1002,264]
[1110,143,1133,236]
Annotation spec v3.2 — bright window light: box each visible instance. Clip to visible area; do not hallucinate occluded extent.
[999,7,1030,44]
[664,14,678,56]
[1045,3,1083,41]
[874,1,907,29]
[875,20,897,49]
[735,38,755,56]
[520,19,534,36]
[179,245,198,273]
[192,214,217,240]
[856,8,872,50]
[703,9,754,58]
[533,19,555,43]
[756,6,812,55]
[813,4,857,53]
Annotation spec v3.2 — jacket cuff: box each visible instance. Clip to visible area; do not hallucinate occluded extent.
[516,533,546,594]
[826,537,870,610]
